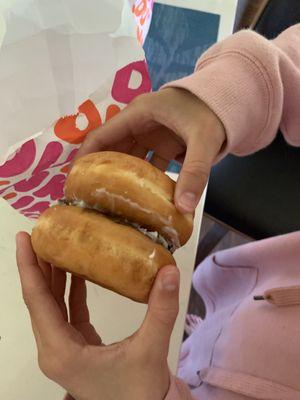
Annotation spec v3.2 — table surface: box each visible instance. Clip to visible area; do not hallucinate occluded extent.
[0,172,204,400]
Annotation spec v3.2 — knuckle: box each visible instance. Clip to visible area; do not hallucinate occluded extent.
[84,130,93,143]
[183,159,210,181]
[85,130,102,146]
[152,305,179,326]
[130,92,159,113]
[130,92,148,107]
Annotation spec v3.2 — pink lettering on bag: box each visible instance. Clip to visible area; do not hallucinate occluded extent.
[14,171,49,192]
[0,140,36,178]
[33,174,66,200]
[22,201,50,216]
[53,148,78,168]
[33,142,63,174]
[111,61,152,104]
[11,196,34,209]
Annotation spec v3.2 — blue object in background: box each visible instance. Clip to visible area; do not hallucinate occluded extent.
[144,3,220,89]
[143,3,220,173]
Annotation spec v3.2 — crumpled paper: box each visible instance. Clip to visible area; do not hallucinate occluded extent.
[0,0,153,218]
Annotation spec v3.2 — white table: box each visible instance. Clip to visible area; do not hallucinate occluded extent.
[0,174,204,400]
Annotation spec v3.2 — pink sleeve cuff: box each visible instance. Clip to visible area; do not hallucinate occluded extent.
[162,30,284,159]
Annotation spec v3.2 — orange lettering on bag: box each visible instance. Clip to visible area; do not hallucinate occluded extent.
[54,100,102,144]
[105,104,121,121]
[134,0,147,17]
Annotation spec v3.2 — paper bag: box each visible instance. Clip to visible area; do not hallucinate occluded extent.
[0,0,153,218]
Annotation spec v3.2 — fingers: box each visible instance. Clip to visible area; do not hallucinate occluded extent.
[52,267,68,320]
[74,88,225,217]
[69,276,89,325]
[108,137,136,155]
[75,93,179,161]
[130,143,148,159]
[131,126,185,162]
[69,276,102,345]
[75,103,142,159]
[37,257,51,288]
[16,232,69,343]
[175,136,211,214]
[139,265,179,357]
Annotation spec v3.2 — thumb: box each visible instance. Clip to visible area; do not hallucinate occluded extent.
[175,136,212,214]
[139,265,180,356]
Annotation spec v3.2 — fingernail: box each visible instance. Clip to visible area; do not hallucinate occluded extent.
[178,192,197,212]
[161,270,179,291]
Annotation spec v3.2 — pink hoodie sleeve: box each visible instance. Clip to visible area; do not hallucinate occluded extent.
[164,24,300,157]
[165,375,195,400]
[162,25,300,400]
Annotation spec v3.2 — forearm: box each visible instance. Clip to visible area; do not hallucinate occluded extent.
[164,24,300,159]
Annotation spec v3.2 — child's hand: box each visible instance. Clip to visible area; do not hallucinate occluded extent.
[76,88,226,214]
[16,232,180,400]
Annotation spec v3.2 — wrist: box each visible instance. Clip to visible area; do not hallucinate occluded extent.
[173,87,226,160]
[199,97,226,161]
[160,86,226,162]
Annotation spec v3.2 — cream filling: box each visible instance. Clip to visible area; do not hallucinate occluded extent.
[95,188,180,249]
[57,199,177,253]
[149,249,156,259]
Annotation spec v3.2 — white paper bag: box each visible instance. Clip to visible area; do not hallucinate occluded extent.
[0,0,153,217]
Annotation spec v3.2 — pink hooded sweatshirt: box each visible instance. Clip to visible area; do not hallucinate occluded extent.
[164,25,300,400]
